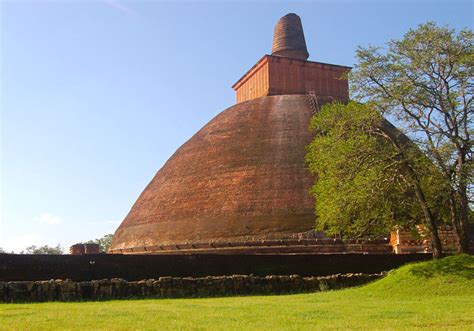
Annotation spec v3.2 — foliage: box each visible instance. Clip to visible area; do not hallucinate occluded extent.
[25,244,63,255]
[1,255,472,330]
[306,101,447,239]
[350,21,473,252]
[86,234,113,253]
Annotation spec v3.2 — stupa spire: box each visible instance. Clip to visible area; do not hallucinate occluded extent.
[271,13,309,60]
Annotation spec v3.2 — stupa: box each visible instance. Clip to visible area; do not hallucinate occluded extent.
[110,14,389,254]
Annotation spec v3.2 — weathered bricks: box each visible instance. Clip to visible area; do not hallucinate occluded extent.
[110,95,322,254]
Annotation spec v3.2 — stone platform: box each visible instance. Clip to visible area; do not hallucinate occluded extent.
[114,238,393,255]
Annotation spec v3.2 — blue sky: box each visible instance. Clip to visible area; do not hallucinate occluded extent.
[1,0,472,252]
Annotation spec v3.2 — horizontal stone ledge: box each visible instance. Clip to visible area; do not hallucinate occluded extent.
[0,273,385,303]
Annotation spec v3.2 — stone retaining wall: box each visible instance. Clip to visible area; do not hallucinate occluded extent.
[0,273,383,303]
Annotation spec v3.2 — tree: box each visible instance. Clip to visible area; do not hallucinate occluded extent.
[350,22,473,253]
[87,234,113,253]
[306,102,449,258]
[25,244,63,254]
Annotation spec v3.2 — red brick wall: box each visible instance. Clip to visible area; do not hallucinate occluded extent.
[84,244,100,254]
[390,226,463,254]
[69,243,100,255]
[235,60,269,103]
[268,57,349,101]
[233,55,350,103]
[69,245,84,255]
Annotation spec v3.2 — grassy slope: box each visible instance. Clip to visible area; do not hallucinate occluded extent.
[1,255,473,331]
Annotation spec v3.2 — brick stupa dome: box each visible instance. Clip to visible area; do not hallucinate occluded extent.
[109,14,364,254]
[110,95,317,253]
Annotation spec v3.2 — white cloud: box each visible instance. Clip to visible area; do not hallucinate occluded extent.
[97,0,140,17]
[35,213,62,225]
[0,233,43,253]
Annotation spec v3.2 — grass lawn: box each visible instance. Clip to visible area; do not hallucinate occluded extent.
[1,255,473,330]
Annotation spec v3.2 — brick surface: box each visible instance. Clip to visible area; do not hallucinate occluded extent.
[232,56,350,103]
[110,95,324,253]
[272,13,309,60]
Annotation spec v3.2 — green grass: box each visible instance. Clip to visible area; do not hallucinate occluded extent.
[1,255,473,330]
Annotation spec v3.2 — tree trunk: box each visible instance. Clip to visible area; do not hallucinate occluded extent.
[455,152,470,254]
[411,181,443,259]
[381,125,443,259]
[448,191,469,254]
[448,193,463,253]
[457,184,470,254]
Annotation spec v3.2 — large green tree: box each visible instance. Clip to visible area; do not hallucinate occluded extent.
[306,102,448,258]
[25,244,63,255]
[87,234,113,253]
[350,22,473,253]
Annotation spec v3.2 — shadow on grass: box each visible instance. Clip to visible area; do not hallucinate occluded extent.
[409,254,474,280]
